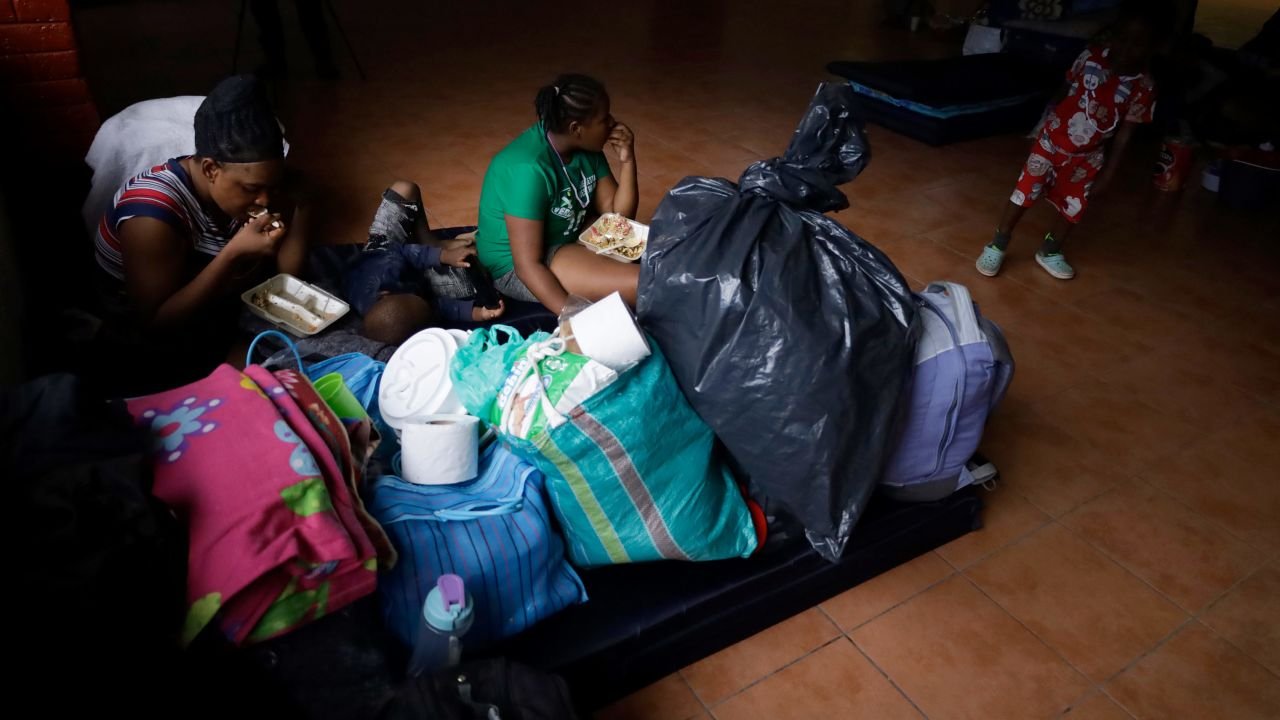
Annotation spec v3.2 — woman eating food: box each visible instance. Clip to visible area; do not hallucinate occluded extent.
[474,73,640,314]
[92,75,309,390]
[95,75,307,329]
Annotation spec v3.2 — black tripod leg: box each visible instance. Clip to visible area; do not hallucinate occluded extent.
[231,0,248,75]
[323,0,367,80]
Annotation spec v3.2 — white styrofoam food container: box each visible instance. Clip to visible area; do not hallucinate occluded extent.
[241,273,349,337]
[577,214,648,263]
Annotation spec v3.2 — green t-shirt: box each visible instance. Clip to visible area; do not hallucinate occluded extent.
[476,123,612,277]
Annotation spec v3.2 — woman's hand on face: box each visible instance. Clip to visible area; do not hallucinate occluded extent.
[228,212,287,260]
[608,122,635,164]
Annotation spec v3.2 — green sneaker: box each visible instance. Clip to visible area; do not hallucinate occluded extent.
[976,244,1005,277]
[1035,251,1075,280]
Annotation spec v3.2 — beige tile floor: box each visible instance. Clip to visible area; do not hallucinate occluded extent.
[76,2,1279,717]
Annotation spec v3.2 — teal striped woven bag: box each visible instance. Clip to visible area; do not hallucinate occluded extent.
[452,327,758,567]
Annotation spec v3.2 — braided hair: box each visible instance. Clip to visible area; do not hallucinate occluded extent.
[534,74,608,134]
[194,75,283,163]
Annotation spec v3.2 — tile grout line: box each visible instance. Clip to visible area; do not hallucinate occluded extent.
[1028,475,1116,520]
[844,634,931,719]
[1098,616,1197,686]
[936,487,1053,572]
[1062,478,1276,618]
[833,563,958,636]
[814,603,838,629]
[1128,465,1279,558]
[1060,686,1138,720]
[975,514,1212,662]
[1045,516,1270,690]
[1096,616,1199,716]
[1193,562,1280,683]
[1052,509,1202,616]
[972,438,1274,681]
[699,635,848,713]
[956,569,1097,700]
[675,670,714,720]
[1199,559,1277,618]
[1111,699,1141,720]
[1205,631,1280,684]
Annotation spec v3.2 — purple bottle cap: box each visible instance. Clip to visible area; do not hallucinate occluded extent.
[436,574,465,611]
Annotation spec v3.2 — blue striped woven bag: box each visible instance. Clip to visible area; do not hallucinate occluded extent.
[369,442,586,649]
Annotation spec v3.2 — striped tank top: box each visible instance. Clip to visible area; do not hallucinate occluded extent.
[95,157,242,280]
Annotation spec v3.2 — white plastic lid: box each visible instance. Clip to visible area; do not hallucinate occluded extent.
[379,329,465,430]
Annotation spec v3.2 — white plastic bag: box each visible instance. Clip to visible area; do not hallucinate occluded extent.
[495,335,617,439]
[963,23,1005,55]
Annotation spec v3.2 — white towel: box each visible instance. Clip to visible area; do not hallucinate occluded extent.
[81,96,203,236]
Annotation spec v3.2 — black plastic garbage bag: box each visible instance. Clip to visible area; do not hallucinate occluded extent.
[637,83,918,561]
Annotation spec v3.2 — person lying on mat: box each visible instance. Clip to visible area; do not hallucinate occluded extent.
[974,2,1170,281]
[94,74,309,329]
[475,73,640,315]
[345,180,505,345]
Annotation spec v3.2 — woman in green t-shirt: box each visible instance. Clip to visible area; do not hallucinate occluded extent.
[475,74,640,315]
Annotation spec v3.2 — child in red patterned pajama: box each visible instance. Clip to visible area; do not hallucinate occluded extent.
[976,4,1168,280]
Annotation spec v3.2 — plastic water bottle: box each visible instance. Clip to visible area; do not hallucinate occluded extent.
[407,574,474,677]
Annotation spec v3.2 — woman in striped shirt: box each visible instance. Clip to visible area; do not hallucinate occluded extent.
[95,75,307,330]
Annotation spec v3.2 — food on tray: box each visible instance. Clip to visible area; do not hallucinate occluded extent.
[610,242,643,260]
[247,206,284,231]
[251,290,323,333]
[580,214,646,262]
[585,214,640,250]
[602,214,639,246]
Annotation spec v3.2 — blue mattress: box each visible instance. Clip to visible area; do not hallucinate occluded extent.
[847,80,1045,120]
[827,54,1060,145]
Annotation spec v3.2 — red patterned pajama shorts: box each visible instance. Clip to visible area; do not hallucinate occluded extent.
[1011,133,1106,224]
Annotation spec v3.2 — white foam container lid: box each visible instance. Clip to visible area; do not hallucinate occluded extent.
[379,328,467,430]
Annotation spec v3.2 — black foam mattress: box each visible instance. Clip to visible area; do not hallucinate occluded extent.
[827,54,1060,145]
[494,487,984,710]
[176,488,982,718]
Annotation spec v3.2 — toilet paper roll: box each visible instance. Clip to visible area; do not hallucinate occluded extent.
[400,414,480,485]
[565,291,650,372]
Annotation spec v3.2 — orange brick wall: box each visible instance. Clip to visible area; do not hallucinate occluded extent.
[0,0,100,162]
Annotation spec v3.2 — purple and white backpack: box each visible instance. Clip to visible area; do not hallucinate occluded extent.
[881,281,1013,502]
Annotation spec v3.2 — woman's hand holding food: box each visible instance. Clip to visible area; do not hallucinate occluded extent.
[228,211,287,260]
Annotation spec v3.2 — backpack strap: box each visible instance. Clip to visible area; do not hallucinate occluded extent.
[917,288,970,481]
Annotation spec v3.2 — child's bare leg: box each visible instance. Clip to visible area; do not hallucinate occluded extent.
[386,179,440,245]
[993,201,1027,249]
[1039,214,1074,255]
[1034,213,1077,279]
[977,200,1028,277]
